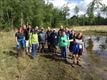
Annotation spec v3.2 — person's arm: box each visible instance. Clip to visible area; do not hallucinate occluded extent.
[15,33,18,44]
[64,39,73,42]
[16,37,18,43]
[75,39,83,44]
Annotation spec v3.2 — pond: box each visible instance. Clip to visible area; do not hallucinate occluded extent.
[84,35,107,58]
[83,35,107,80]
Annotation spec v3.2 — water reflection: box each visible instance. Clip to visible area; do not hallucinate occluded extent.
[84,35,107,80]
[85,35,107,59]
[105,38,107,43]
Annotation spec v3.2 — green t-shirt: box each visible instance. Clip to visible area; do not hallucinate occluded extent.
[59,35,70,47]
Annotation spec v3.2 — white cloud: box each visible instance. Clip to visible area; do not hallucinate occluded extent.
[102,0,107,5]
[46,0,67,8]
[45,0,107,17]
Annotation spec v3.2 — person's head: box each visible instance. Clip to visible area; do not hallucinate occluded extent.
[32,27,37,34]
[77,32,83,39]
[23,24,26,29]
[72,30,75,35]
[28,24,32,32]
[35,26,39,30]
[65,27,68,32]
[60,25,63,30]
[41,27,44,32]
[53,29,56,33]
[17,27,20,32]
[47,27,51,31]
[61,30,65,37]
[28,24,32,29]
[71,30,73,32]
[20,26,24,33]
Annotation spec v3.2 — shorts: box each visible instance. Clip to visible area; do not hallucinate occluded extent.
[72,43,79,55]
[78,49,83,55]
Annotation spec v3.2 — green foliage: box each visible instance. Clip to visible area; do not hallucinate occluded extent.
[0,0,70,29]
[0,0,107,29]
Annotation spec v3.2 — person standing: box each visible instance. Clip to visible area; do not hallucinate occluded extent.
[15,27,26,57]
[50,29,58,54]
[38,28,46,53]
[58,30,70,62]
[29,28,39,59]
[46,27,52,52]
[23,25,30,54]
[69,30,76,53]
[75,33,84,65]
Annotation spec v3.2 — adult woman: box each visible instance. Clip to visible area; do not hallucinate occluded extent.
[29,28,39,59]
[58,30,70,62]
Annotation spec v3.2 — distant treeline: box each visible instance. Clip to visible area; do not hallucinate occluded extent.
[0,0,107,29]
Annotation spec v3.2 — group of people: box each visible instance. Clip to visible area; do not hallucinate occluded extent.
[15,24,84,65]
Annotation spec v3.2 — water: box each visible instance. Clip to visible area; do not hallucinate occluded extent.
[83,35,107,80]
[84,35,107,58]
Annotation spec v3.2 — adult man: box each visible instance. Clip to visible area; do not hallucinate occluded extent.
[38,28,46,53]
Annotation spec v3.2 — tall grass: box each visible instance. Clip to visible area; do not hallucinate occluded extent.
[71,26,107,32]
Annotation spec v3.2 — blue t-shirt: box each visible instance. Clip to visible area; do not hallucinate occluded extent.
[15,32,24,40]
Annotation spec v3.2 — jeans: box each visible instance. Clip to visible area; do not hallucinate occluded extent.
[31,44,38,59]
[17,39,25,49]
[60,46,68,60]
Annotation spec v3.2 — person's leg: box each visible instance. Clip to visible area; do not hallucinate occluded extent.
[25,40,29,54]
[53,44,57,53]
[21,39,26,49]
[65,47,68,61]
[41,43,45,53]
[35,44,38,56]
[21,39,26,57]
[72,45,76,64]
[77,49,83,65]
[48,42,51,52]
[16,41,20,56]
[38,43,40,52]
[31,44,36,59]
[17,41,20,50]
[61,47,64,59]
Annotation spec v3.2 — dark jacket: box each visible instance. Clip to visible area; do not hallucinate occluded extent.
[46,30,52,43]
[50,32,58,45]
[24,28,29,40]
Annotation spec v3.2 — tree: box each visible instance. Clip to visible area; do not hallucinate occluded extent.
[101,4,107,17]
[74,6,79,16]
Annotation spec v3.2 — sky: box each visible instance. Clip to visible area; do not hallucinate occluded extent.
[45,0,107,18]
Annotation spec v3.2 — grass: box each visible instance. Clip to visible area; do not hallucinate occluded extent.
[0,29,107,80]
[71,26,107,32]
[71,26,107,36]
